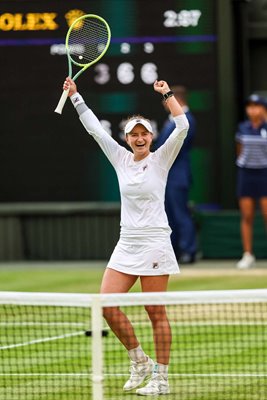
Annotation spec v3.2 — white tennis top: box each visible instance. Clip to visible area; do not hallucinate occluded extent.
[76,99,189,238]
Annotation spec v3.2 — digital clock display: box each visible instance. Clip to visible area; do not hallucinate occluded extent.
[0,0,217,202]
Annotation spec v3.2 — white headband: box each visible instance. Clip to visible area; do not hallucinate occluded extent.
[124,118,153,135]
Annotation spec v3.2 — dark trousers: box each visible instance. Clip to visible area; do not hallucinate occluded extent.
[165,185,197,257]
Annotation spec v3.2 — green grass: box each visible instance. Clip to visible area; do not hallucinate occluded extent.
[1,260,267,293]
[0,261,267,399]
[1,302,266,400]
[0,263,104,293]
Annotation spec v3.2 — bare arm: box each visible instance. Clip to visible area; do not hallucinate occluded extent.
[153,80,184,117]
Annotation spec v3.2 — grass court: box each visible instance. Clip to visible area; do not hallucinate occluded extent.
[0,260,267,399]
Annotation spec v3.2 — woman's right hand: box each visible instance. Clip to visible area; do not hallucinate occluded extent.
[63,77,77,97]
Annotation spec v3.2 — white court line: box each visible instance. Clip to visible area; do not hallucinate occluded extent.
[0,322,84,327]
[0,331,85,350]
[104,373,267,377]
[1,321,267,327]
[0,373,267,377]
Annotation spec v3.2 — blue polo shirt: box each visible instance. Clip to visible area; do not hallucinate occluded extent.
[235,120,267,168]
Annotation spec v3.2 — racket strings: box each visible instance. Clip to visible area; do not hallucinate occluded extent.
[68,19,109,65]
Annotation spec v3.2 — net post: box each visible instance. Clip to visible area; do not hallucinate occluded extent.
[91,295,104,400]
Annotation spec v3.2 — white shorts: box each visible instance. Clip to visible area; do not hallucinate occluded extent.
[107,234,179,276]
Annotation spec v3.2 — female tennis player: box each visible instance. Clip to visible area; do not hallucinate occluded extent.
[63,76,189,396]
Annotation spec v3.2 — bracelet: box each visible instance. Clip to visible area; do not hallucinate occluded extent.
[163,90,174,102]
[70,92,84,108]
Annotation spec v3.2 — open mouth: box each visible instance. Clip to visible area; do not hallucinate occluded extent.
[136,143,145,148]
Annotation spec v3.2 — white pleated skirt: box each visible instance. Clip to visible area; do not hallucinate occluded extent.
[107,233,179,276]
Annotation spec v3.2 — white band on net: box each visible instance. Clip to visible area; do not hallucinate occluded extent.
[1,289,267,307]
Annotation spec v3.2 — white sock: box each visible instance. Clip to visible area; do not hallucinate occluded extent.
[128,345,147,363]
[156,363,168,378]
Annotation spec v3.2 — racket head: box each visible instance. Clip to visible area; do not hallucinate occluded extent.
[65,14,111,70]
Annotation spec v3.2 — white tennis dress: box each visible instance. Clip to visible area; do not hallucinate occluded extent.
[74,94,189,275]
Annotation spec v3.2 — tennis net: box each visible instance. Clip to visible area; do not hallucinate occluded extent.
[0,289,266,400]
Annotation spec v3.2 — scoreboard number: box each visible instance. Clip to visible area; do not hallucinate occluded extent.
[164,9,202,28]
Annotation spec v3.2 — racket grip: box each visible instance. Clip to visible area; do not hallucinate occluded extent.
[54,88,70,114]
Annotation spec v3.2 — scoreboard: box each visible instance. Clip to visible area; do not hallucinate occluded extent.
[0,0,218,202]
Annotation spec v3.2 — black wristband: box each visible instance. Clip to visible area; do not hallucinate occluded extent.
[163,90,174,102]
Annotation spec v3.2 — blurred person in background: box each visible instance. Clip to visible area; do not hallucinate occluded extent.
[155,86,197,264]
[235,94,267,269]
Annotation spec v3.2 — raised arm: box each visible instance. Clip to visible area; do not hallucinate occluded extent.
[154,80,189,170]
[63,77,126,167]
[153,80,184,117]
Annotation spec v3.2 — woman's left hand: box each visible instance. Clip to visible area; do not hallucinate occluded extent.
[153,80,170,95]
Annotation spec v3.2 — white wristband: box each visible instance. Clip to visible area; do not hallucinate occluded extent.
[70,93,84,108]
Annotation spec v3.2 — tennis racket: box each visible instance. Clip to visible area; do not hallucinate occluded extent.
[54,14,111,114]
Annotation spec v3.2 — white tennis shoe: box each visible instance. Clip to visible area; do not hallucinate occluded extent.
[123,357,155,391]
[136,373,170,396]
[236,252,255,269]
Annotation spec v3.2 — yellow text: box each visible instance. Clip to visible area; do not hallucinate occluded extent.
[0,13,59,31]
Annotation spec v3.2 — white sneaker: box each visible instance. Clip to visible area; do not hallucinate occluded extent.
[237,252,255,269]
[123,357,155,391]
[136,373,170,396]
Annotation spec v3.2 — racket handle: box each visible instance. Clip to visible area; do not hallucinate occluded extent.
[54,88,70,114]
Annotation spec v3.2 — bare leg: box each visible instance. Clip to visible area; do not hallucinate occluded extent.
[100,268,139,350]
[259,197,267,232]
[239,197,255,253]
[140,275,171,365]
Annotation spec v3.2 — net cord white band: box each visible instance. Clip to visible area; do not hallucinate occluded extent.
[0,289,267,307]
